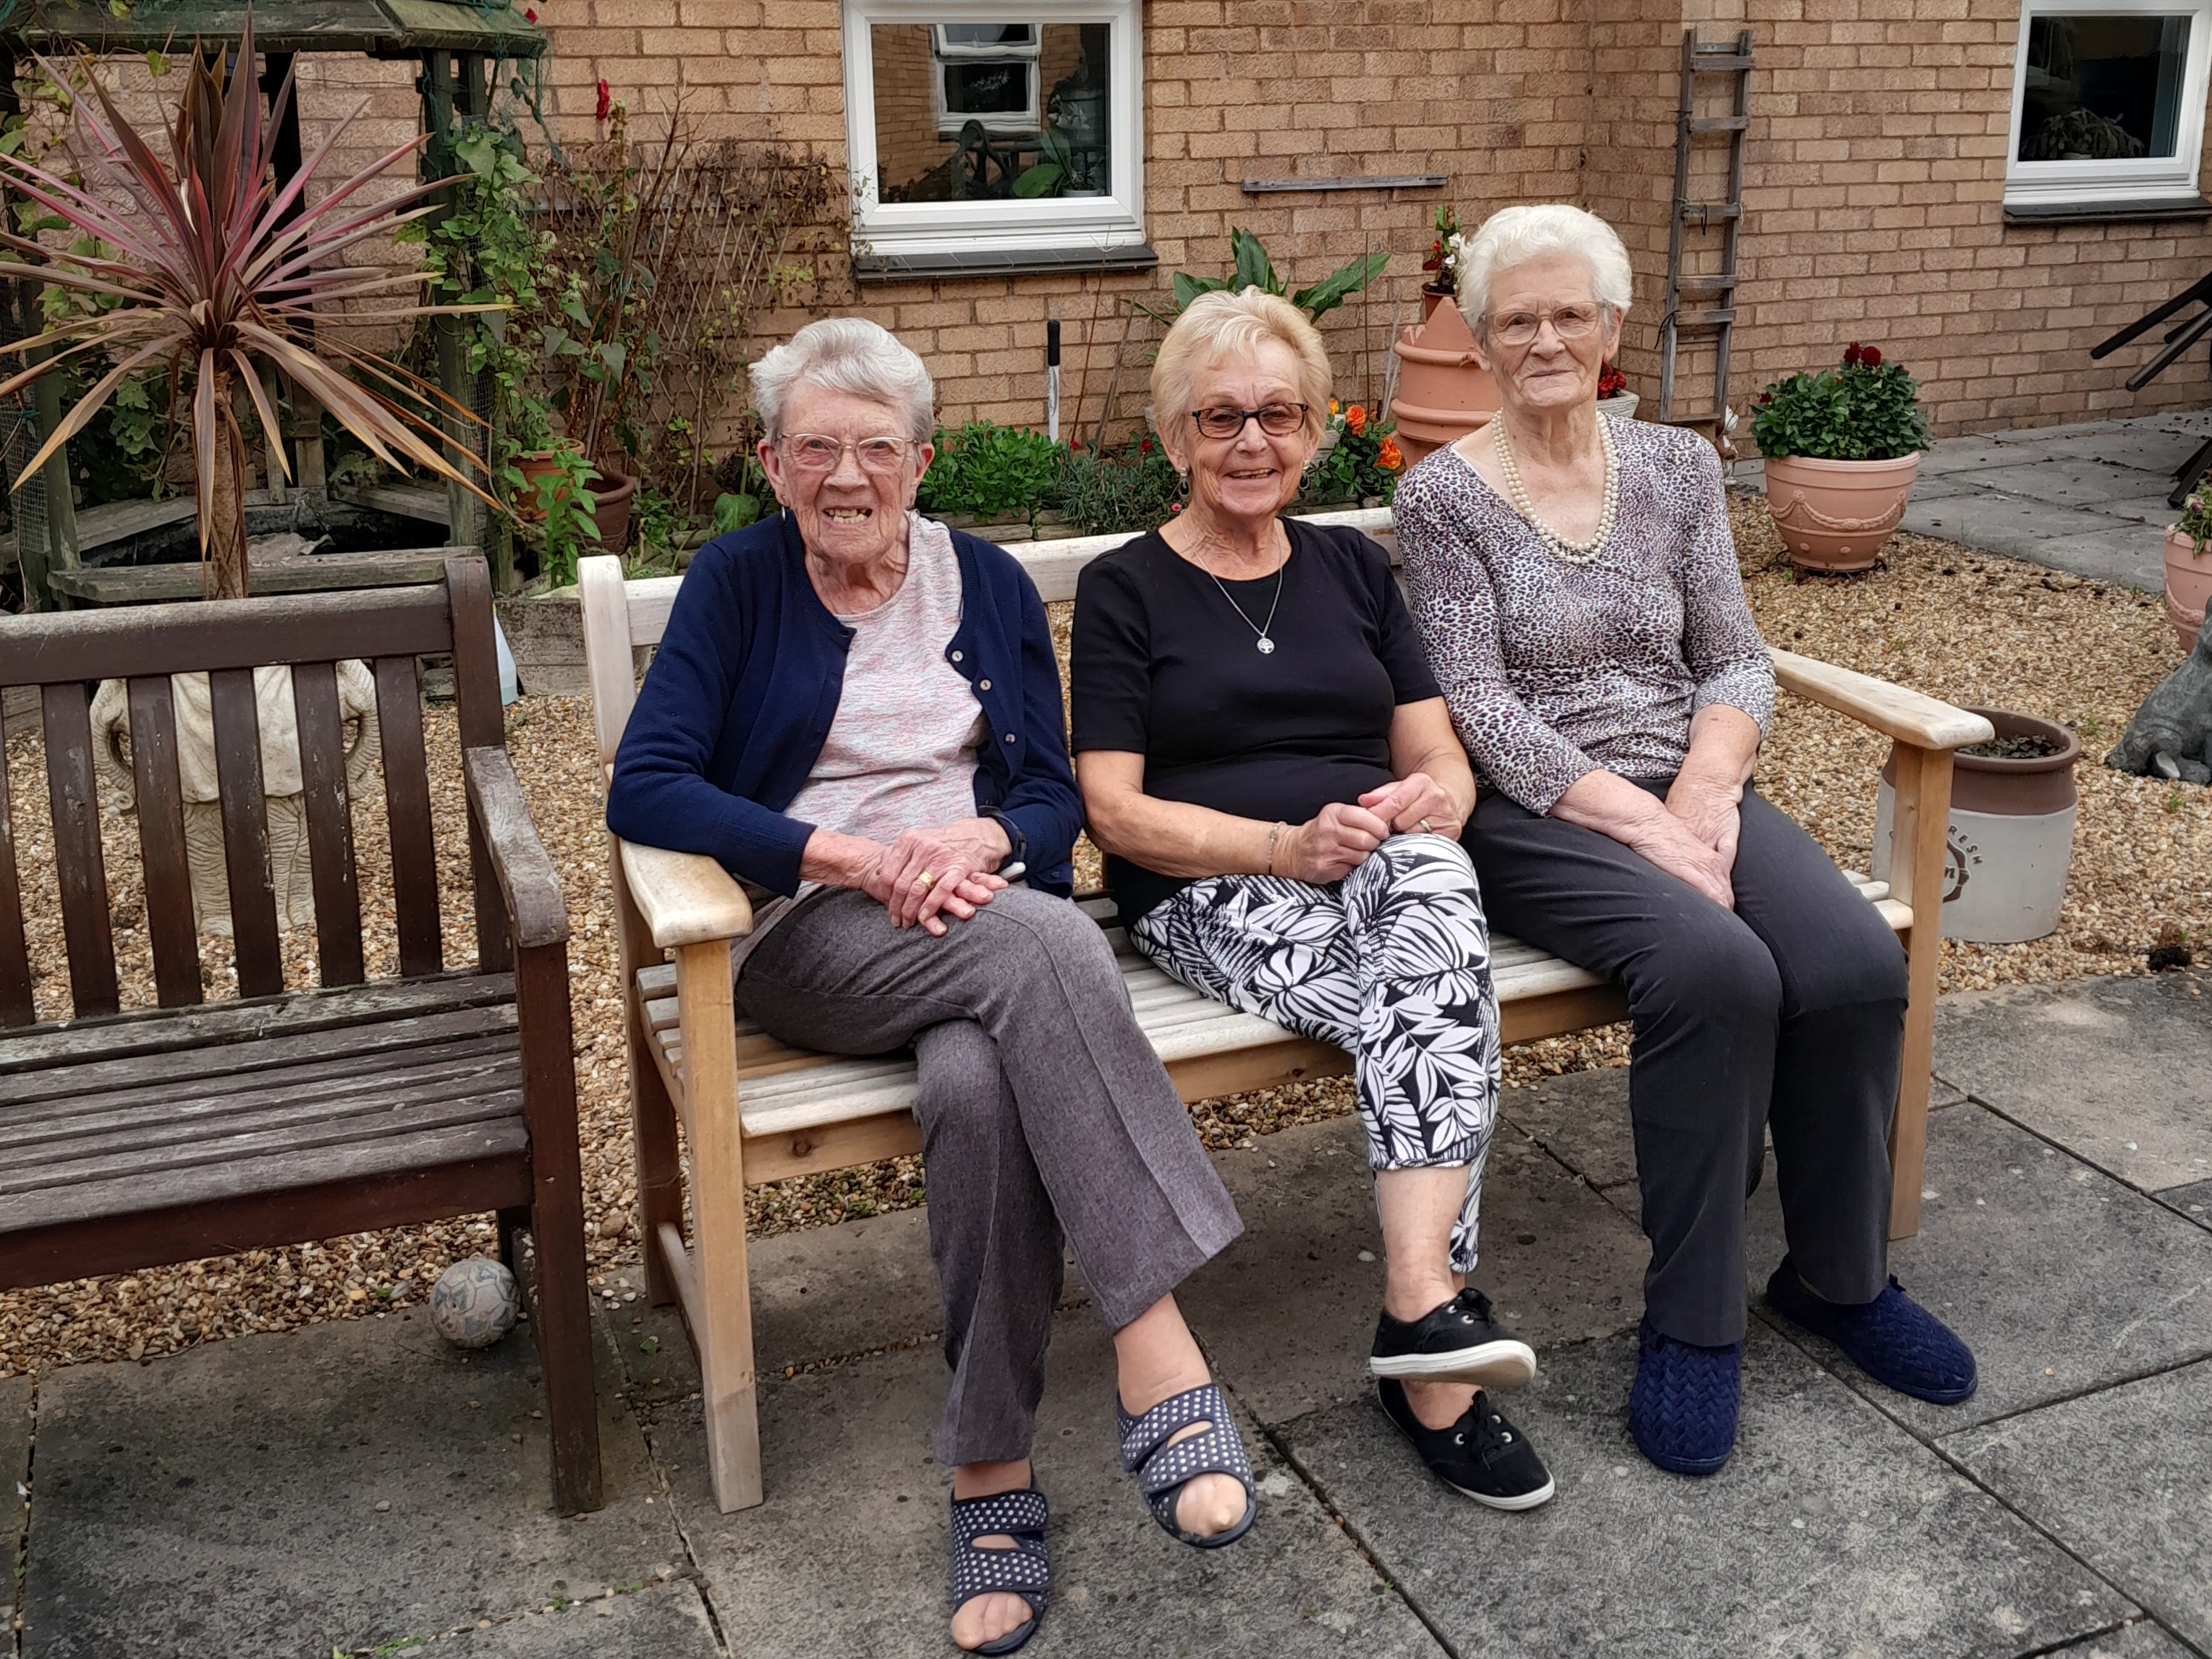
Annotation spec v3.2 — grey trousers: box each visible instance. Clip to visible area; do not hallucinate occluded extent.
[734,884,1243,1467]
[1468,782,1906,1346]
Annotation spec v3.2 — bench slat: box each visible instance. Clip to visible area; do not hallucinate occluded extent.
[1,1113,528,1234]
[0,972,516,1079]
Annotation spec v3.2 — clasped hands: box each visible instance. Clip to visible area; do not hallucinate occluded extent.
[812,817,1012,935]
[1271,773,1459,885]
[1635,771,1742,909]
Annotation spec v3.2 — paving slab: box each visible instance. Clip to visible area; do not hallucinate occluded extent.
[20,1310,679,1659]
[1966,461,2165,507]
[1915,438,2054,478]
[1900,495,2124,559]
[1994,524,2176,590]
[2041,1621,2205,1658]
[2155,1177,2212,1229]
[1279,1323,2134,1659]
[2050,426,2204,477]
[1747,1101,2212,1434]
[1934,974,2212,1195]
[1946,1359,2212,1654]
[2096,493,2185,526]
[1178,1113,1647,1426]
[436,1579,724,1657]
[669,1312,1446,1658]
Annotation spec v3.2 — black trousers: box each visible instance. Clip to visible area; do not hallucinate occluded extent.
[1467,781,1906,1345]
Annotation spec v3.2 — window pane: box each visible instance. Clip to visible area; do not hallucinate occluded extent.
[2018,13,2192,161]
[873,20,1113,203]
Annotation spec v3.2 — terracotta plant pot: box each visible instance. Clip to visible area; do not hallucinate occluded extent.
[1760,451,1921,572]
[512,449,565,524]
[1389,299,1499,468]
[2162,525,2211,654]
[1420,283,1454,321]
[1870,708,2080,943]
[591,470,637,559]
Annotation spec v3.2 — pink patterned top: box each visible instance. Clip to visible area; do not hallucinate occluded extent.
[1394,416,1774,815]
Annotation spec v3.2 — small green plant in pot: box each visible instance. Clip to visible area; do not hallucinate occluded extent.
[1753,342,1931,573]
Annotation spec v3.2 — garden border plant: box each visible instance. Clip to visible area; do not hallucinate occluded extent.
[1752,343,1931,574]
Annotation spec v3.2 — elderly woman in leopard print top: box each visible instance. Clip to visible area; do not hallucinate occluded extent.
[1394,204,1977,1481]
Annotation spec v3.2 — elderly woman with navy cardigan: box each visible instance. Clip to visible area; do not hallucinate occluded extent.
[606,318,1253,1657]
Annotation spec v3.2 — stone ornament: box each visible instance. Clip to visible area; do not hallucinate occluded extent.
[2107,610,2212,786]
[431,1257,520,1349]
[88,663,381,934]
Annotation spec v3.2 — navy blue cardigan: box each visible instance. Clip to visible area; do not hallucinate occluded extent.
[605,510,1080,898]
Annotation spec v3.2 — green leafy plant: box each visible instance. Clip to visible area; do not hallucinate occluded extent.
[531,441,601,589]
[917,420,1064,524]
[1297,399,1404,509]
[0,17,492,599]
[1061,430,1181,535]
[1750,343,1931,463]
[1157,227,1390,323]
[2176,488,2212,554]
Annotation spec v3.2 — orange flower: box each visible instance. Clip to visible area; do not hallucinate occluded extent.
[1344,404,1368,435]
[1377,438,1404,472]
[1329,397,1341,415]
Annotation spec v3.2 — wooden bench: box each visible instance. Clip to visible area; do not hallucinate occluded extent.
[0,559,602,1514]
[577,511,1993,1514]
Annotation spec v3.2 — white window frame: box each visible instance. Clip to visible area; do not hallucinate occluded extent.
[844,0,1145,263]
[2004,0,2212,208]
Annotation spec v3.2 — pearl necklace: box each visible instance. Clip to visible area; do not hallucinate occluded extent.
[1493,412,1619,566]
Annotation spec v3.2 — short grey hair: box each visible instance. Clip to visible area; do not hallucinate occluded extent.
[748,316,935,444]
[1454,204,1634,336]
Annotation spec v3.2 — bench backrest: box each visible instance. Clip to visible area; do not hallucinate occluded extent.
[0,558,509,1027]
[576,506,1399,768]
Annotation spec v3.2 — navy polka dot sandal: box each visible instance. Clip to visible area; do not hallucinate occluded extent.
[1115,1382,1257,1550]
[949,1485,1048,1656]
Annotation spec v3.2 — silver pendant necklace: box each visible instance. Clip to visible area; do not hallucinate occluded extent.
[1204,559,1287,653]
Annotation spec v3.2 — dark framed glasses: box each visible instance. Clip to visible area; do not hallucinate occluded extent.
[1189,402,1310,439]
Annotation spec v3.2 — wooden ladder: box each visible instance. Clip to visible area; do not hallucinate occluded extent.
[1658,27,1754,431]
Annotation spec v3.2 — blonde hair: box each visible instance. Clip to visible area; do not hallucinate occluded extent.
[1454,203,1634,337]
[1151,288,1331,460]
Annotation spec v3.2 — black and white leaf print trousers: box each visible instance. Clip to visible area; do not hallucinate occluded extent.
[1132,833,1501,1272]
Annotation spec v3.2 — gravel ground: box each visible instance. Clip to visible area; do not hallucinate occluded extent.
[4,493,2207,1378]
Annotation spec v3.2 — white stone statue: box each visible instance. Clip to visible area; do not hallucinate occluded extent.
[88,663,382,934]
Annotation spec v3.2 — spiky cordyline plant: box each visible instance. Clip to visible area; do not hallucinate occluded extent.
[0,15,494,599]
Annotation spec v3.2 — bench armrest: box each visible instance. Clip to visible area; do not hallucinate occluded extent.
[1768,647,1995,751]
[463,746,570,951]
[619,839,755,949]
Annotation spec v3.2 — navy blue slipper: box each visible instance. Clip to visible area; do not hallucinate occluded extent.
[1765,1257,1978,1405]
[1627,1318,1742,1477]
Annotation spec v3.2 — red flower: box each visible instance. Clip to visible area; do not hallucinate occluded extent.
[1139,436,1153,453]
[1757,391,1773,404]
[595,80,611,122]
[1842,342,1863,368]
[522,5,536,19]
[1859,344,1882,368]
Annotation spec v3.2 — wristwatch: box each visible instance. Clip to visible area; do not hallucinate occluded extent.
[980,805,1028,875]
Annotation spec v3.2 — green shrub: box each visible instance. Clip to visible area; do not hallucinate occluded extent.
[1297,400,1405,509]
[1061,433,1182,535]
[917,421,1065,523]
[1750,343,1930,462]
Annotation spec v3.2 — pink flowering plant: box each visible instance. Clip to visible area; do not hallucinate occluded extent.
[1751,342,1930,462]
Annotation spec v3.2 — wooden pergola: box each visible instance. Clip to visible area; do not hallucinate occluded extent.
[1,0,546,606]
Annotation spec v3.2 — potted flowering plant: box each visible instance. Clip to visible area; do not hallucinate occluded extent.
[1597,360,1637,420]
[2162,490,2212,654]
[1751,342,1931,572]
[1300,400,1404,508]
[1419,205,1460,318]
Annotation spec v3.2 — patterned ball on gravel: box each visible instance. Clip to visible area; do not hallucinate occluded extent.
[431,1257,518,1349]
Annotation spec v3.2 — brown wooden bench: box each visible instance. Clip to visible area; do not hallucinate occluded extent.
[0,559,601,1514]
[577,512,1992,1514]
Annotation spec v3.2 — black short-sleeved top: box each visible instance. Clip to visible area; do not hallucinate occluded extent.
[1071,517,1442,922]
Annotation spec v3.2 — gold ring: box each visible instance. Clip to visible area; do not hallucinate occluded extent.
[1418,818,1433,833]
[915,870,936,890]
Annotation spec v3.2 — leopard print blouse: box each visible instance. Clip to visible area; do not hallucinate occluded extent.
[1394,415,1774,814]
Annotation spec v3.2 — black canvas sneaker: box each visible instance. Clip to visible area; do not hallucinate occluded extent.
[1377,1378,1556,1510]
[1370,1287,1537,1389]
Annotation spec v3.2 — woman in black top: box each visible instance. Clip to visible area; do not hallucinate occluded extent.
[1072,289,1554,1512]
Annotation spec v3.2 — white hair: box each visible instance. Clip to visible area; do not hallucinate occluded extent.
[1454,204,1634,336]
[748,316,935,443]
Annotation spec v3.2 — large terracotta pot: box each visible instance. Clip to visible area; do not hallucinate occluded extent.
[1389,300,1499,467]
[1761,451,1922,572]
[2162,525,2211,653]
[1870,708,2080,944]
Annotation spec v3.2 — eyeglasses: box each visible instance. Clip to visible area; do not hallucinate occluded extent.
[1487,305,1606,349]
[1189,403,1310,439]
[777,433,915,475]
